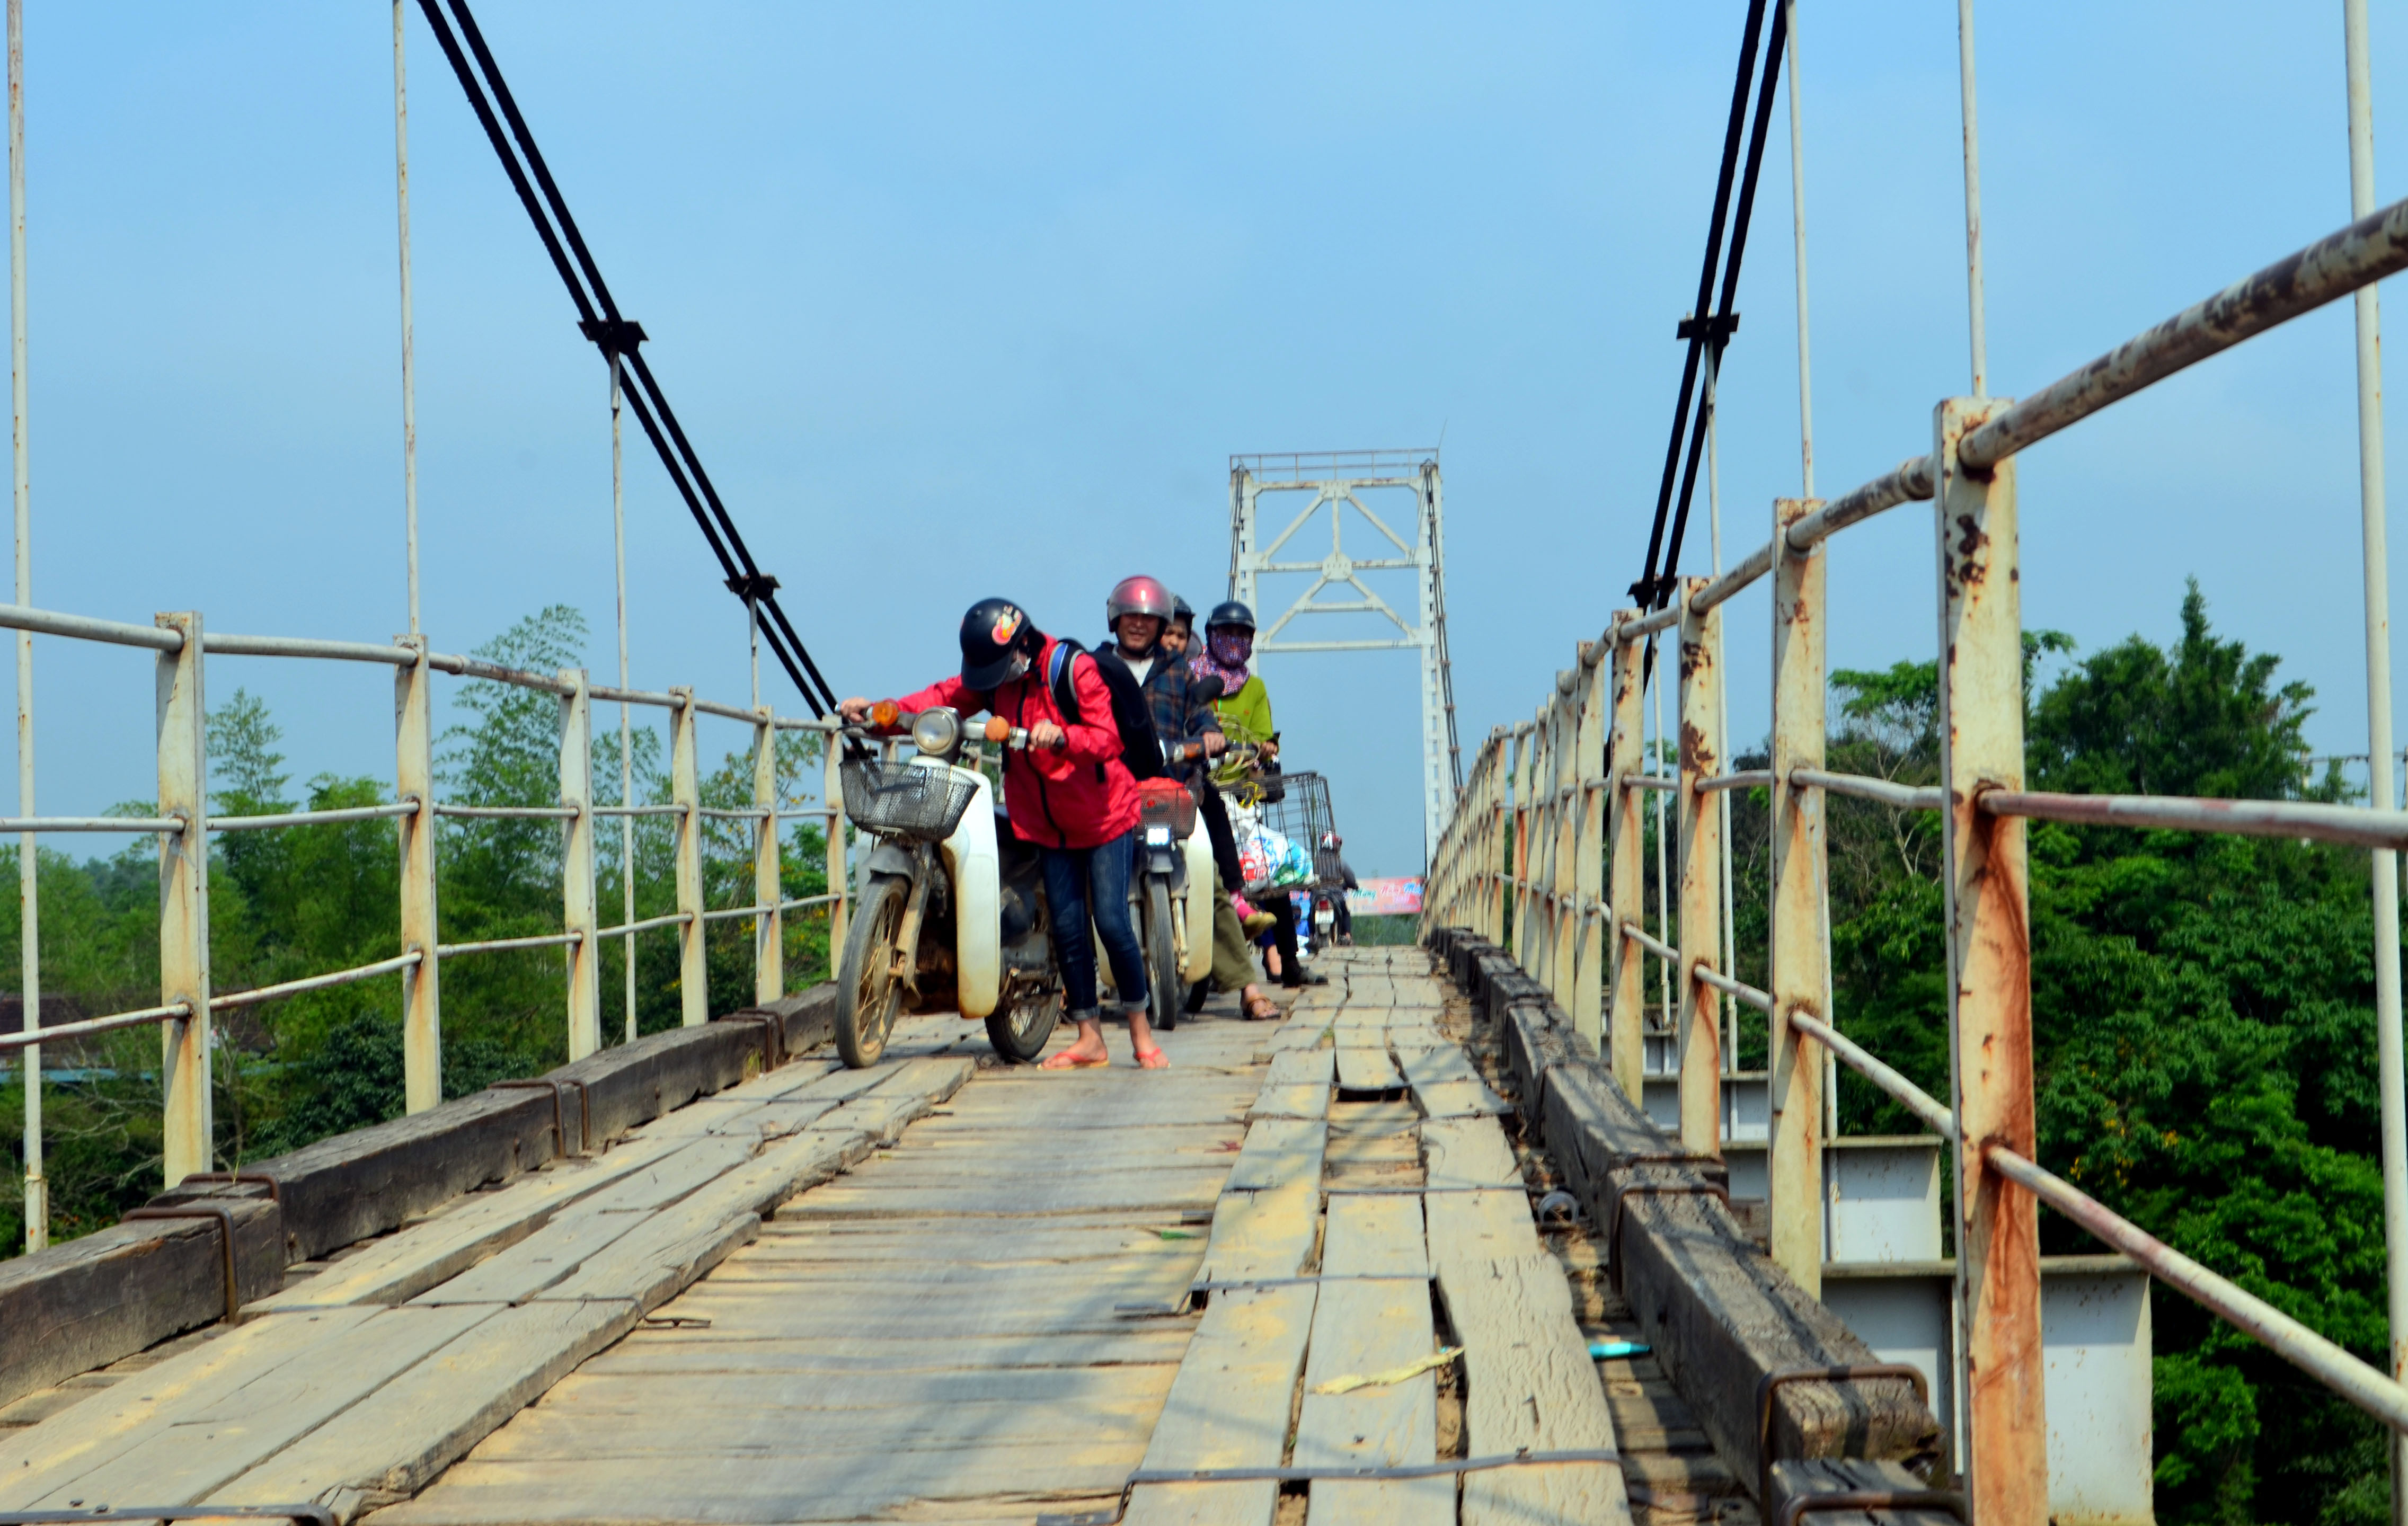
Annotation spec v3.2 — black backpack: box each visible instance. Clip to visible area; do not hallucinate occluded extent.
[1046,638,1165,783]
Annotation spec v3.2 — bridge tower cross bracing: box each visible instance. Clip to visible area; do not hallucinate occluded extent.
[1226,449,1462,861]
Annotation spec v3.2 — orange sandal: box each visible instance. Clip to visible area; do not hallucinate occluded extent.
[1040,1049,1109,1070]
[1133,1046,1171,1070]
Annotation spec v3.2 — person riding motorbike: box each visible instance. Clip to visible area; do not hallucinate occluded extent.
[1316,831,1359,944]
[838,597,1165,1070]
[1160,596,1197,660]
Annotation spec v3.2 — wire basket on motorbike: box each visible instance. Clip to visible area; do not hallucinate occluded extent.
[1232,768,1342,895]
[840,756,980,842]
[1135,776,1198,840]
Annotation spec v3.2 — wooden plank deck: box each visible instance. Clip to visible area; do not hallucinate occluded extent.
[0,948,1645,1526]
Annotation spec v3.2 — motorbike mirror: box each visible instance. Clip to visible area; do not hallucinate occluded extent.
[1193,674,1224,703]
[982,715,1014,743]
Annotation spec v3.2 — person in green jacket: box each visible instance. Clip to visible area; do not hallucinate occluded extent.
[1191,601,1318,989]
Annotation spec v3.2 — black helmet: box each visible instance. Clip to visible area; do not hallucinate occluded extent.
[1171,595,1196,626]
[1206,599,1256,634]
[958,596,1040,688]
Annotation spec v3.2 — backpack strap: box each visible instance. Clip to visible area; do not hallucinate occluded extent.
[1047,640,1083,726]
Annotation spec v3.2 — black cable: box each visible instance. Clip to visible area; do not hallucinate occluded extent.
[1654,0,1789,596]
[414,0,838,715]
[1630,0,1768,613]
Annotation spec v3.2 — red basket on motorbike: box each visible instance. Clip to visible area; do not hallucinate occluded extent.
[1135,777,1198,840]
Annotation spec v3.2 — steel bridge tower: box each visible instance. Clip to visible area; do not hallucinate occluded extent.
[1227,450,1463,861]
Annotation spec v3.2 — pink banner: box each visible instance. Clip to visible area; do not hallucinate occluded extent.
[1344,877,1423,916]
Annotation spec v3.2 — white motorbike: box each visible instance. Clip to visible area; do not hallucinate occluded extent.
[834,706,1211,1068]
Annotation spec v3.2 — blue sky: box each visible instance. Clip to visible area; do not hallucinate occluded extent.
[6,2,2407,875]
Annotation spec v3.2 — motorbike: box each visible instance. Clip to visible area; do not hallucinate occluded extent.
[833,705,1064,1068]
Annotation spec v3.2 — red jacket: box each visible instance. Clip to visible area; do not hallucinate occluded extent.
[889,635,1140,850]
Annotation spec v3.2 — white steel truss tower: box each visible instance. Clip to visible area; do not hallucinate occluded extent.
[1227,450,1463,861]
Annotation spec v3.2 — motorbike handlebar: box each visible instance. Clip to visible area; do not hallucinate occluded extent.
[980,715,1068,753]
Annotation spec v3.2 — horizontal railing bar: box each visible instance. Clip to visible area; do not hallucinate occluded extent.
[1961,190,2408,471]
[591,804,687,819]
[1985,1142,2408,1434]
[1697,769,1774,795]
[599,911,693,938]
[589,684,684,709]
[1785,456,1937,550]
[779,893,840,913]
[696,806,770,820]
[213,801,420,832]
[0,602,182,651]
[425,651,577,695]
[1785,1008,1958,1140]
[777,808,837,820]
[1617,603,1681,645]
[0,999,194,1052]
[1792,768,1944,811]
[700,902,774,923]
[433,804,581,821]
[1980,788,2408,850]
[0,814,183,833]
[773,715,841,733]
[1695,965,1774,1012]
[1622,773,1678,794]
[1689,541,1774,615]
[210,952,424,1012]
[436,930,585,959]
[203,632,414,666]
[690,697,764,724]
[1620,919,1678,964]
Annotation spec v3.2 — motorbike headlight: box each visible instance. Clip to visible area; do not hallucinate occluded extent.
[911,707,962,758]
[1144,824,1172,846]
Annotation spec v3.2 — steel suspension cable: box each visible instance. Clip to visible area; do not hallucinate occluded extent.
[412,0,838,715]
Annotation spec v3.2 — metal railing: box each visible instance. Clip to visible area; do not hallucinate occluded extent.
[0,605,851,1210]
[1420,164,2408,1513]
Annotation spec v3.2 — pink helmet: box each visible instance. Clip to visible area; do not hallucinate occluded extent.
[1106,575,1176,625]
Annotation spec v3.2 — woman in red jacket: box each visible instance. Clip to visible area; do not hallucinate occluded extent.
[838,597,1165,1070]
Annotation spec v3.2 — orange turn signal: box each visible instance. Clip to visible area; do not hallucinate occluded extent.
[983,716,1013,743]
[869,700,901,729]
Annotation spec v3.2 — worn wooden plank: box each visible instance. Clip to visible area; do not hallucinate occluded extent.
[813,1055,975,1144]
[550,1365,1178,1412]
[1319,1195,1427,1279]
[1194,1180,1322,1285]
[789,1175,1226,1219]
[408,1202,650,1307]
[1249,1084,1330,1121]
[1423,1191,1543,1262]
[1335,1048,1403,1093]
[220,1298,639,1511]
[1267,1049,1336,1088]
[585,1328,1196,1377]
[1413,1080,1513,1119]
[1296,1217,1448,1526]
[1123,1284,1318,1526]
[17,1303,495,1511]
[1226,1117,1326,1193]
[253,1136,690,1311]
[1435,1252,1631,1526]
[1421,1117,1521,1189]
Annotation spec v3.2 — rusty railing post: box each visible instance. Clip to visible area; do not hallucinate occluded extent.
[824,737,846,956]
[1676,579,1724,1155]
[671,687,706,1027]
[1550,668,1579,1006]
[395,634,439,1112]
[1605,617,1646,1098]
[156,611,210,1187]
[1935,394,2047,1526]
[1767,496,1828,1293]
[559,668,600,1060]
[1573,641,1608,1048]
[753,707,781,1006]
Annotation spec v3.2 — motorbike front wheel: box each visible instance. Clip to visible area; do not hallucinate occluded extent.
[1145,878,1179,1034]
[836,872,911,1069]
[986,986,1061,1063]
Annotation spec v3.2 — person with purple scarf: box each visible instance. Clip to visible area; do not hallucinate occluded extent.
[1192,601,1321,990]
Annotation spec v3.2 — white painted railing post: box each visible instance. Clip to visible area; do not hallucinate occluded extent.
[1767,496,1828,1293]
[1549,669,1579,1005]
[559,668,600,1060]
[671,688,705,1027]
[824,740,847,956]
[1935,395,2048,1526]
[1510,720,1535,968]
[1675,580,1723,1156]
[395,634,440,1112]
[753,707,781,1006]
[156,611,210,1186]
[1483,728,1507,942]
[1604,615,1645,1099]
[1572,641,1607,1049]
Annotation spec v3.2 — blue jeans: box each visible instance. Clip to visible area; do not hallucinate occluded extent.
[1042,829,1150,1018]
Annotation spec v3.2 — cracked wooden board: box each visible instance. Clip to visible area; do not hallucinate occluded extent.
[1122,1284,1317,1526]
